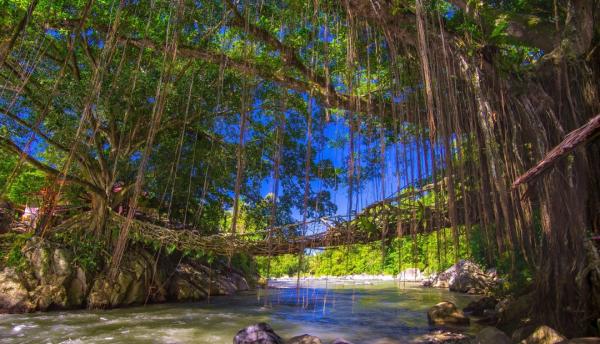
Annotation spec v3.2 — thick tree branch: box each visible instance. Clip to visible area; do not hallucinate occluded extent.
[445,0,555,52]
[224,1,331,95]
[0,106,70,153]
[0,0,40,66]
[446,0,466,11]
[512,114,600,188]
[0,136,104,195]
[127,38,308,90]
[351,0,555,52]
[0,106,99,177]
[224,0,387,116]
[127,38,379,115]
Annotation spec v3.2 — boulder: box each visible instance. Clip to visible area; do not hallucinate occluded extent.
[168,263,247,299]
[449,260,493,294]
[463,296,498,316]
[432,273,451,289]
[168,262,212,301]
[213,274,238,295]
[427,301,470,326]
[416,330,471,343]
[421,274,437,287]
[67,266,88,306]
[233,323,284,344]
[474,308,500,326]
[472,327,511,344]
[52,248,72,278]
[496,293,535,333]
[24,239,53,283]
[0,267,34,313]
[87,277,115,308]
[330,340,354,344]
[32,283,68,310]
[425,260,495,294]
[287,334,322,344]
[87,249,156,308]
[0,238,78,312]
[520,325,566,344]
[231,271,251,291]
[168,275,207,301]
[486,268,498,280]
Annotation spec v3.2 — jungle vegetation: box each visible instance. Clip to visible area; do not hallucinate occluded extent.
[0,0,598,336]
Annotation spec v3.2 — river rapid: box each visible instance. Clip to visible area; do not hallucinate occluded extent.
[0,280,480,344]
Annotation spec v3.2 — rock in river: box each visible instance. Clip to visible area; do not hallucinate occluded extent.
[234,323,284,344]
[415,330,471,343]
[424,260,495,294]
[427,301,470,326]
[330,339,354,344]
[520,325,566,344]
[287,334,322,344]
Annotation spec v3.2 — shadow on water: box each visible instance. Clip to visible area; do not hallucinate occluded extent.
[0,281,480,344]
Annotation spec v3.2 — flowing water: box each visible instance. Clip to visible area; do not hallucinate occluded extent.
[0,280,481,344]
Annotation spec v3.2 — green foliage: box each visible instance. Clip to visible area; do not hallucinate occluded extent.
[308,243,385,276]
[1,232,33,271]
[230,252,257,280]
[256,254,304,277]
[0,148,47,205]
[258,225,490,278]
[51,231,105,273]
[166,244,177,255]
[72,238,104,273]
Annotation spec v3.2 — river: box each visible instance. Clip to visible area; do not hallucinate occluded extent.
[0,280,480,343]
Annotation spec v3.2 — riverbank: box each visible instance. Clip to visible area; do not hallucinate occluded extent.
[0,235,255,313]
[268,261,497,294]
[267,267,428,285]
[269,274,395,285]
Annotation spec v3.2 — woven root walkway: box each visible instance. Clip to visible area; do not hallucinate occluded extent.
[105,197,448,256]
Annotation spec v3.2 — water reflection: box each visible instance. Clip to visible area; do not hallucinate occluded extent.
[0,281,479,344]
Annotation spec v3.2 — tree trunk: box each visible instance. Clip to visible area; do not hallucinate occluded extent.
[535,154,590,336]
[90,194,110,240]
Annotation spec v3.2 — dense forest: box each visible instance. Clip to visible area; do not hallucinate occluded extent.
[0,0,599,339]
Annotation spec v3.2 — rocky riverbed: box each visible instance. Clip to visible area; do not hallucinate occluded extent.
[232,320,599,343]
